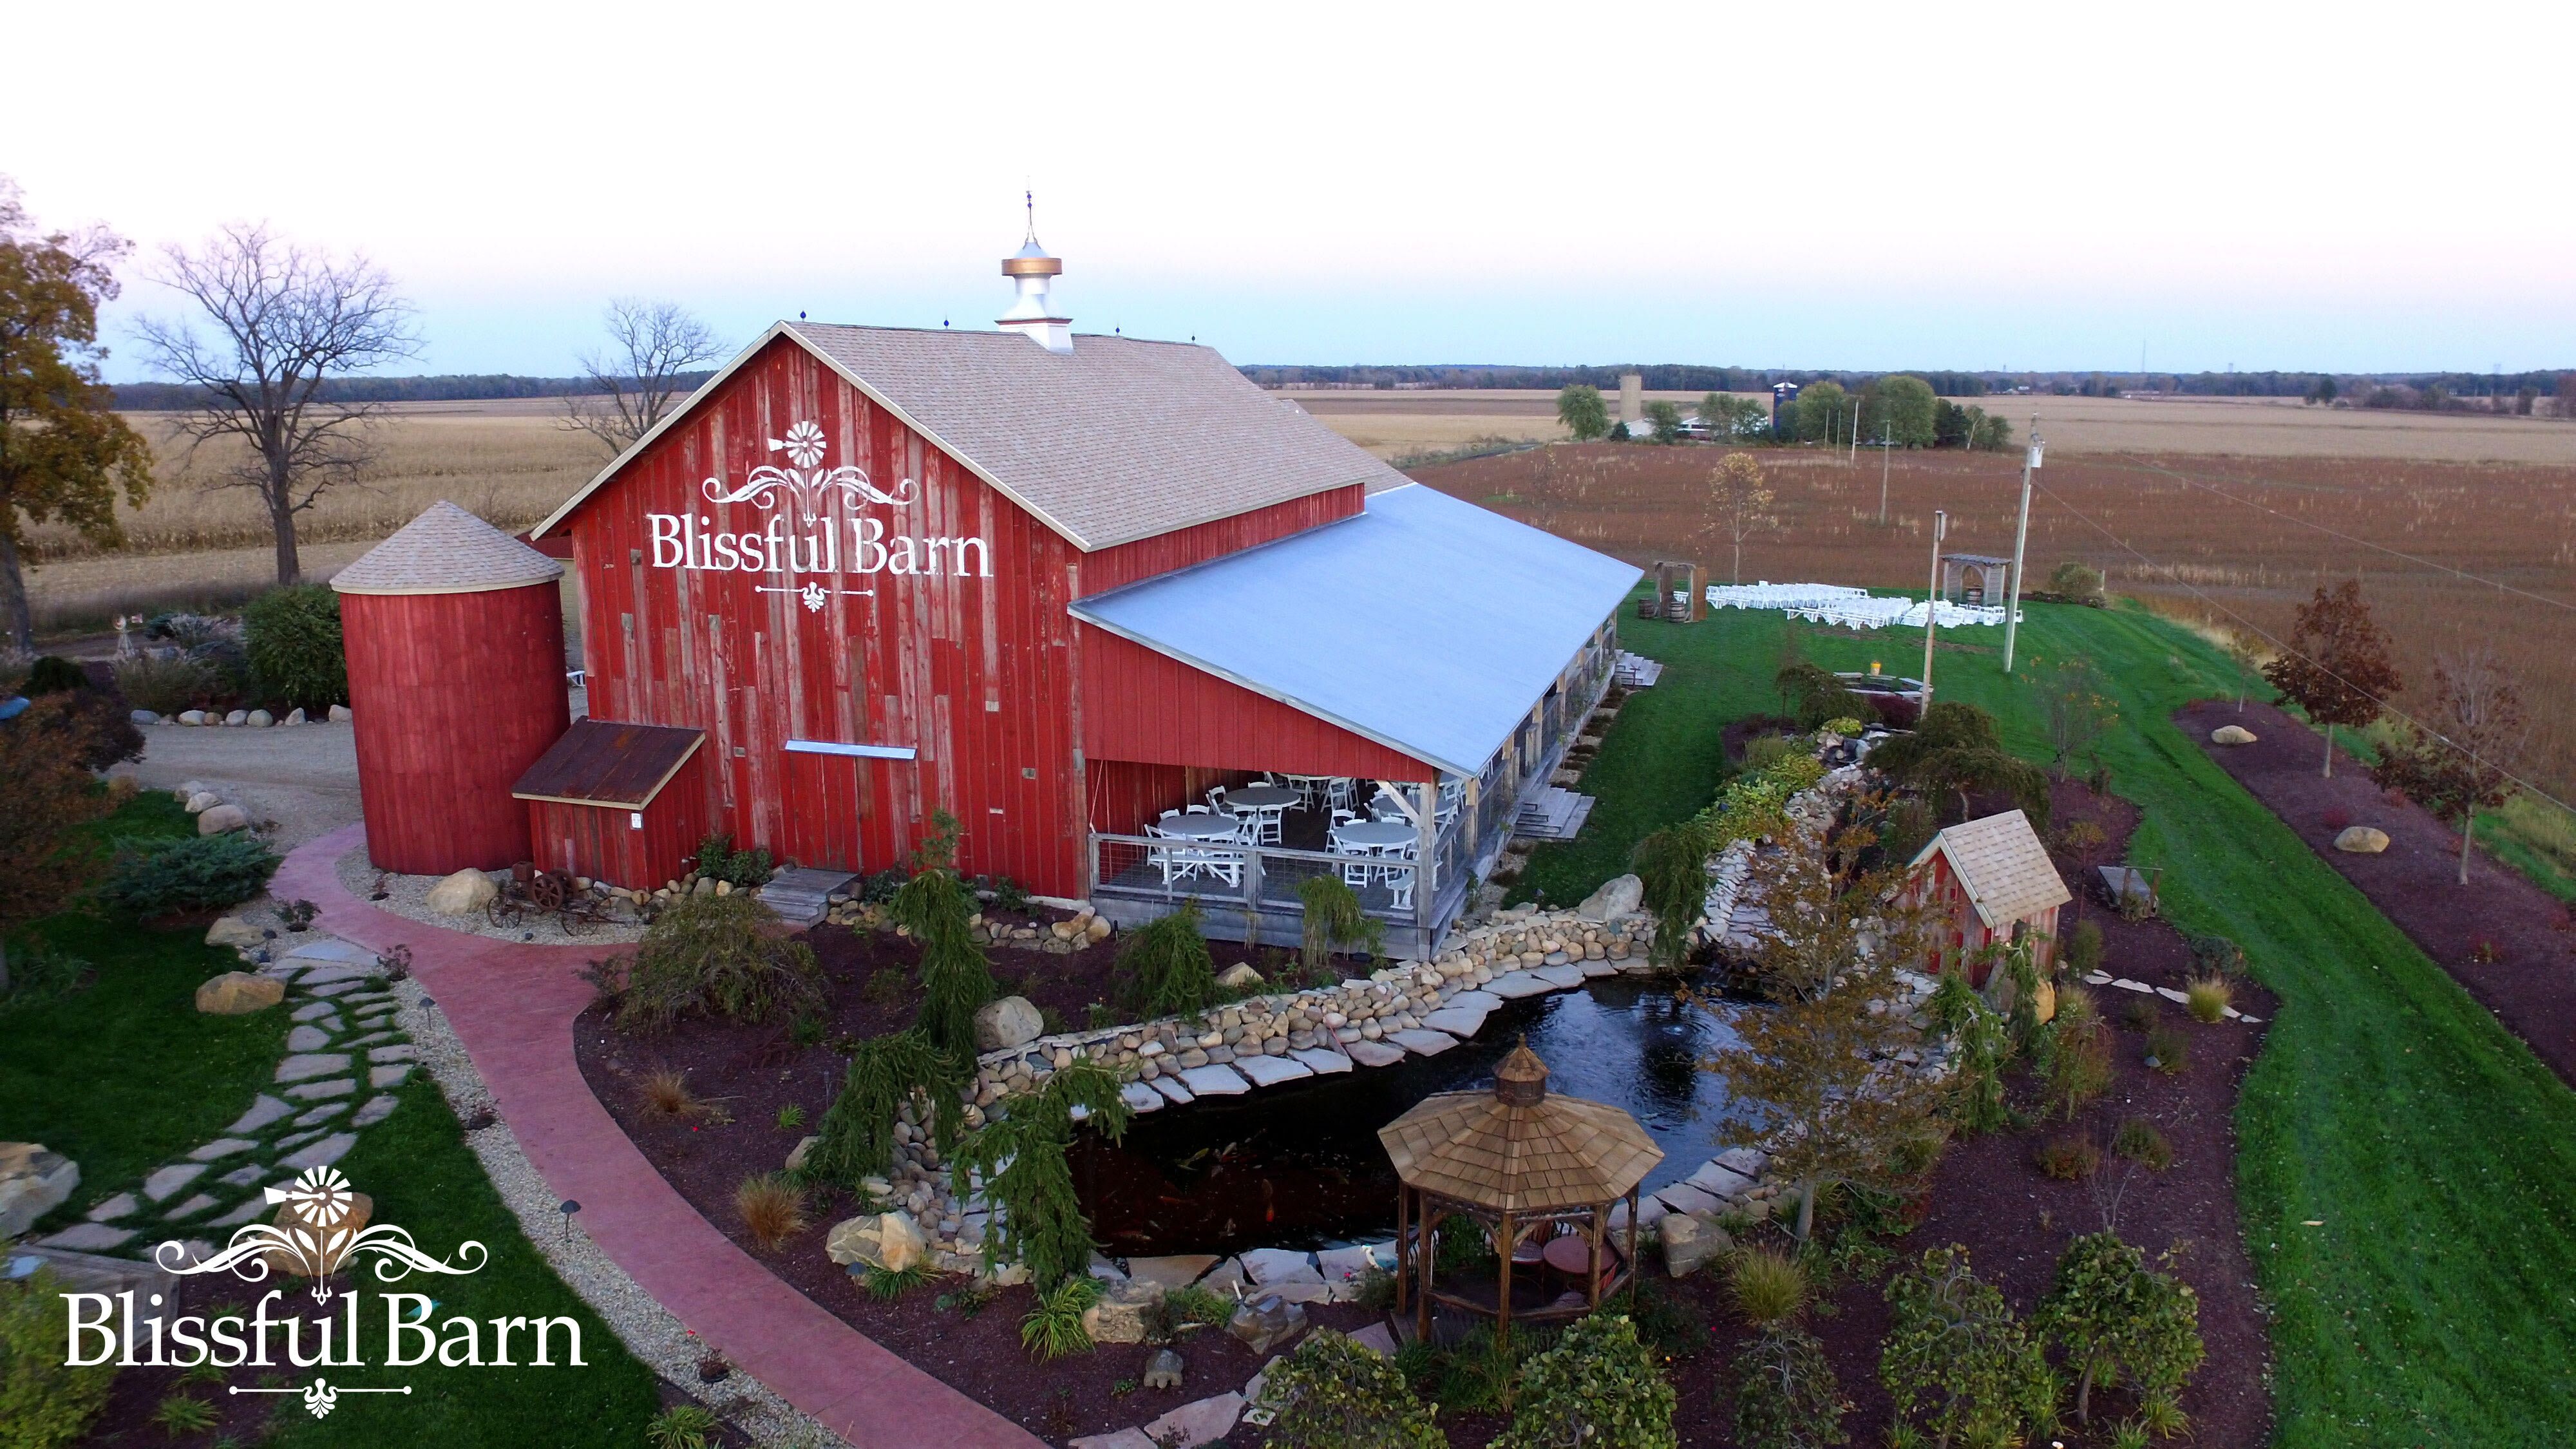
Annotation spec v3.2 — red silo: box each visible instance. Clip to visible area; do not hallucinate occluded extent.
[333,500,572,875]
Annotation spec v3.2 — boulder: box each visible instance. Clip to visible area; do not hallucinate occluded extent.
[784,1134,821,1173]
[328,704,352,723]
[285,708,307,726]
[196,804,251,835]
[1081,1275,1165,1344]
[223,710,248,726]
[0,1143,79,1238]
[246,709,274,728]
[826,1210,926,1273]
[196,971,285,1014]
[131,710,161,726]
[2210,724,2258,746]
[2334,826,2391,855]
[424,869,498,914]
[1124,1253,1222,1294]
[1577,873,1645,923]
[973,996,1045,1052]
[1084,914,1113,942]
[178,710,208,726]
[205,917,267,950]
[1658,1211,1732,1277]
[1213,962,1264,990]
[1226,1292,1307,1355]
[184,791,220,815]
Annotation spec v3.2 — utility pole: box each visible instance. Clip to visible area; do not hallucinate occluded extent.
[2001,417,2044,674]
[1848,399,1861,466]
[1922,509,1947,710]
[1878,421,1893,523]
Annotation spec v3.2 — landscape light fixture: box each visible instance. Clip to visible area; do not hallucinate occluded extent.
[558,1199,581,1242]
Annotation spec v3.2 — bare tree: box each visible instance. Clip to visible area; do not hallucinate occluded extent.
[134,224,419,585]
[2372,649,2531,885]
[1707,450,1777,585]
[562,299,722,455]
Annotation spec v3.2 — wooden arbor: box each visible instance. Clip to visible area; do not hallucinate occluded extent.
[1635,560,1707,621]
[1378,1043,1662,1344]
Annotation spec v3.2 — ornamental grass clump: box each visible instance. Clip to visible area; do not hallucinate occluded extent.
[1298,872,1383,976]
[2184,976,2232,1024]
[1113,898,1220,1018]
[1253,1329,1446,1449]
[2112,1119,2174,1173]
[733,1173,808,1249]
[1019,1275,1100,1361]
[617,892,824,1032]
[1493,1313,1676,1449]
[1730,1246,1810,1325]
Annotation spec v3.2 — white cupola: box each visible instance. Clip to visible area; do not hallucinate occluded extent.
[998,193,1072,355]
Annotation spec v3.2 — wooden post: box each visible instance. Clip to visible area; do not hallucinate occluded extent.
[1587,1206,1604,1309]
[1416,779,1437,931]
[1624,1189,1639,1301]
[1417,1204,1437,1344]
[1394,1186,1410,1318]
[1495,1209,1515,1348]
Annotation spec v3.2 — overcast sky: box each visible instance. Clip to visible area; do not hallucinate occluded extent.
[18,1,2575,379]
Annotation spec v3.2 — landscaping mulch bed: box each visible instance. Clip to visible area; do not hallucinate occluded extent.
[1645,779,2275,1449]
[579,784,2270,1446]
[575,914,1383,1443]
[2179,697,2576,1088]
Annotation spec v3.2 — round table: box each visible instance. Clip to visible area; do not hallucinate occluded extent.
[1540,1235,1603,1279]
[1331,819,1416,851]
[1226,785,1301,812]
[1156,814,1248,842]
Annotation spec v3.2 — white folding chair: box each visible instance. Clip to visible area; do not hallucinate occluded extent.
[1185,803,1212,815]
[1206,785,1229,811]
[1330,808,1359,829]
[1325,777,1354,810]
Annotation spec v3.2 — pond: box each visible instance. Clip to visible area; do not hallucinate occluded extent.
[1072,972,1754,1257]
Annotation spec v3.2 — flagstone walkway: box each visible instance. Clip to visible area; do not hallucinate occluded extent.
[269,826,1041,1449]
[37,938,413,1256]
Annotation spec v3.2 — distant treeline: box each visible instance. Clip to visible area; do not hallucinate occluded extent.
[113,372,719,410]
[1244,364,2571,400]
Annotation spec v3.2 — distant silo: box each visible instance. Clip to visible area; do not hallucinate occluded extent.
[332,501,571,875]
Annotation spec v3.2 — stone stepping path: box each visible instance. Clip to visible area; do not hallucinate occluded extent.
[36,934,415,1258]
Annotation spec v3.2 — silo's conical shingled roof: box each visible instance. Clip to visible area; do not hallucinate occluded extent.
[332,500,565,596]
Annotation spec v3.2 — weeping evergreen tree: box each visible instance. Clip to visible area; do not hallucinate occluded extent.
[1298,873,1382,977]
[1868,701,2050,829]
[807,1028,968,1188]
[956,1059,1133,1288]
[1633,824,1713,972]
[889,810,995,1058]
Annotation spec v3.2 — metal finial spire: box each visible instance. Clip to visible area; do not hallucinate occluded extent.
[1023,189,1037,247]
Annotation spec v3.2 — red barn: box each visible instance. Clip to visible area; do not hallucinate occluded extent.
[1903,809,2072,983]
[522,232,1638,953]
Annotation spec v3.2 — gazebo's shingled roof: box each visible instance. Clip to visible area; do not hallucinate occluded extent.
[1909,808,2071,930]
[1378,1047,1662,1213]
[332,500,565,596]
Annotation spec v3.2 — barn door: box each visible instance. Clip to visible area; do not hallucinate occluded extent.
[779,750,863,873]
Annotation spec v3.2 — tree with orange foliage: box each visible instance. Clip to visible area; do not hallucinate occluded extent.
[2261,580,2401,778]
[0,694,113,992]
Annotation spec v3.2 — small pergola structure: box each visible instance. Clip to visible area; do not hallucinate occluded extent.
[1636,560,1706,621]
[1378,1043,1663,1344]
[1938,553,2012,607]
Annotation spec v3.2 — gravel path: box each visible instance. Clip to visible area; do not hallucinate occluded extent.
[332,846,645,947]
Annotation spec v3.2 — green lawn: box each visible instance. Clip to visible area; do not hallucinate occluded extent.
[4,793,664,1443]
[1555,594,2576,1446]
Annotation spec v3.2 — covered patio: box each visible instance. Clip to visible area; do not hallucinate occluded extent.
[1074,484,1639,957]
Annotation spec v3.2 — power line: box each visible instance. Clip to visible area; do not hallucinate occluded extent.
[2026,475,2576,821]
[2099,458,2576,616]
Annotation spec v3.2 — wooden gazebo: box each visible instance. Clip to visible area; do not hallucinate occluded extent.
[1378,1042,1663,1343]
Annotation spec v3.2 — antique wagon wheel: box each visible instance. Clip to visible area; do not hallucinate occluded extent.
[530,871,571,913]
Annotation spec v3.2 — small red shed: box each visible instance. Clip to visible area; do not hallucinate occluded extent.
[513,719,709,890]
[334,502,570,875]
[1904,809,2071,983]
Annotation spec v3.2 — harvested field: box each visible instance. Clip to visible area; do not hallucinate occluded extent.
[1413,442,2576,806]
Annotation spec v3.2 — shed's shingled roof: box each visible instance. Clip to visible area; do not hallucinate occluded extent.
[332,500,564,596]
[533,323,1411,552]
[1909,809,2072,929]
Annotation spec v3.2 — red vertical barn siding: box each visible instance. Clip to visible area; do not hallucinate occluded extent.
[1077,486,1362,595]
[526,751,710,890]
[1079,629,1435,782]
[564,337,1088,896]
[1904,851,2062,984]
[344,585,569,875]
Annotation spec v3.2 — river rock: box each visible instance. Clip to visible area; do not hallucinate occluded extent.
[1226,1293,1307,1354]
[246,709,274,727]
[2210,724,2258,745]
[425,869,498,914]
[826,1210,925,1273]
[196,972,285,1014]
[130,709,161,725]
[223,710,248,726]
[0,1144,79,1238]
[2334,826,2391,855]
[196,804,251,835]
[328,704,352,723]
[205,916,267,950]
[972,996,1044,1052]
[285,708,307,725]
[178,710,208,726]
[784,1134,821,1173]
[1576,873,1644,922]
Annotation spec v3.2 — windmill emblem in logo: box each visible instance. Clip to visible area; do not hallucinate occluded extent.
[701,418,917,523]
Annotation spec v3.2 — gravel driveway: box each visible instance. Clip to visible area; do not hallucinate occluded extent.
[112,721,363,851]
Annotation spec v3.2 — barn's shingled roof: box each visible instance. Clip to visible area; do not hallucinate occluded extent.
[332,500,564,596]
[531,323,1410,552]
[1908,809,2072,929]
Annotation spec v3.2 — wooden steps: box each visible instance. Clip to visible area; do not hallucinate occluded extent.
[1513,786,1596,842]
[755,867,857,928]
[1614,651,1663,688]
